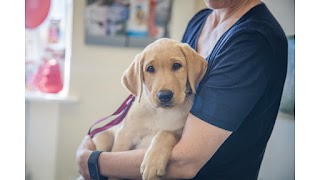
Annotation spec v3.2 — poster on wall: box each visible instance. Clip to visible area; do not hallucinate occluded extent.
[84,0,173,47]
[279,35,295,116]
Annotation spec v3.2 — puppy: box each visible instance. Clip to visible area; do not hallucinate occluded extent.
[91,38,207,180]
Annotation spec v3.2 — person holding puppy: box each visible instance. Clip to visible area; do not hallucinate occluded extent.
[77,0,288,179]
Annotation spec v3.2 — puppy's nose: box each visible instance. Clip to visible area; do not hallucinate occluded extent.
[157,90,173,103]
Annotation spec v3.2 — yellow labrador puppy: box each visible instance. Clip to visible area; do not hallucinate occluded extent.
[92,38,207,180]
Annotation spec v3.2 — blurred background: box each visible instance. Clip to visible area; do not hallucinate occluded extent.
[25,0,295,179]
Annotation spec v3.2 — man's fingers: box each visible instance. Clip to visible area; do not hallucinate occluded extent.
[76,149,92,180]
[79,135,96,151]
[76,136,96,180]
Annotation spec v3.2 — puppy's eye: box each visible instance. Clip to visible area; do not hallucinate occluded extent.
[172,63,182,71]
[146,65,155,73]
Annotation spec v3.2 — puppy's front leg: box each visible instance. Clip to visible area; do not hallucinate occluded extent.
[93,130,115,151]
[108,130,134,180]
[111,130,133,152]
[140,131,180,180]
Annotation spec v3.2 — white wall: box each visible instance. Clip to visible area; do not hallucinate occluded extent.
[258,112,295,180]
[263,0,295,36]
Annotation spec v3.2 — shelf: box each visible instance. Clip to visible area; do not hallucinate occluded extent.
[25,92,78,103]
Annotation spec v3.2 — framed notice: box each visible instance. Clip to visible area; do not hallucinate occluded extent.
[85,0,173,48]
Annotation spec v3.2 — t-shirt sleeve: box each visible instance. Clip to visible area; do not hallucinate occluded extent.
[190,30,274,132]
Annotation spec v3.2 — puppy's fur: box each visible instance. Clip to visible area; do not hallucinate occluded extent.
[92,38,207,180]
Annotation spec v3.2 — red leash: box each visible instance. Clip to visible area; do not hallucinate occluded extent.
[88,95,135,138]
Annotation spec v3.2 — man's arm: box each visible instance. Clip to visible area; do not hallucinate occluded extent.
[164,113,232,179]
[77,113,232,179]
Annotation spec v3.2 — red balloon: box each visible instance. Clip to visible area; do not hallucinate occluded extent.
[25,0,51,29]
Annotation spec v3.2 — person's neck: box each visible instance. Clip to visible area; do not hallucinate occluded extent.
[210,0,261,28]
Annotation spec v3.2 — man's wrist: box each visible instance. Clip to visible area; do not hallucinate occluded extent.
[88,151,108,180]
[76,149,93,180]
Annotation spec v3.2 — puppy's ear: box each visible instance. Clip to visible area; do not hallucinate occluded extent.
[121,53,144,102]
[180,43,207,94]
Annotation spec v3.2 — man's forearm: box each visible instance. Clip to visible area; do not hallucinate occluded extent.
[97,145,200,180]
[97,148,196,179]
[99,149,146,179]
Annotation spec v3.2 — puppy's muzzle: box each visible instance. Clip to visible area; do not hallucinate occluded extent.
[157,90,173,107]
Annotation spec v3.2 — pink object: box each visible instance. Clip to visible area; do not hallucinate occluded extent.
[48,19,60,43]
[25,0,51,28]
[37,59,63,93]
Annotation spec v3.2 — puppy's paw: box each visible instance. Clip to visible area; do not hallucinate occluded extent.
[140,157,166,180]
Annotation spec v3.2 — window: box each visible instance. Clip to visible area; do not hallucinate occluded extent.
[25,0,73,98]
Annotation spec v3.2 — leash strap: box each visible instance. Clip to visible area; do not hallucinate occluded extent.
[88,94,135,138]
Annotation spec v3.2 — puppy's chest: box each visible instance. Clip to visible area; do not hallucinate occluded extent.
[131,109,187,149]
[150,109,186,132]
[123,106,188,148]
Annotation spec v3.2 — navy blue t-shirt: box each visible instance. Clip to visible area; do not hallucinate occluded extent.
[182,3,288,180]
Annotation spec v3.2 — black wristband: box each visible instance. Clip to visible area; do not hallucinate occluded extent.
[87,151,108,180]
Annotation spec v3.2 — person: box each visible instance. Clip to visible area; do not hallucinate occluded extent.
[76,0,288,179]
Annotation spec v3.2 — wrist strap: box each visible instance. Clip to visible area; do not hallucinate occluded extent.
[88,151,108,180]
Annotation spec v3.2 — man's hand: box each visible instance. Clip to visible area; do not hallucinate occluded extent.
[76,135,96,180]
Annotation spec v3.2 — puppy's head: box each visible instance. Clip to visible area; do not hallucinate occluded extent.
[122,38,207,108]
